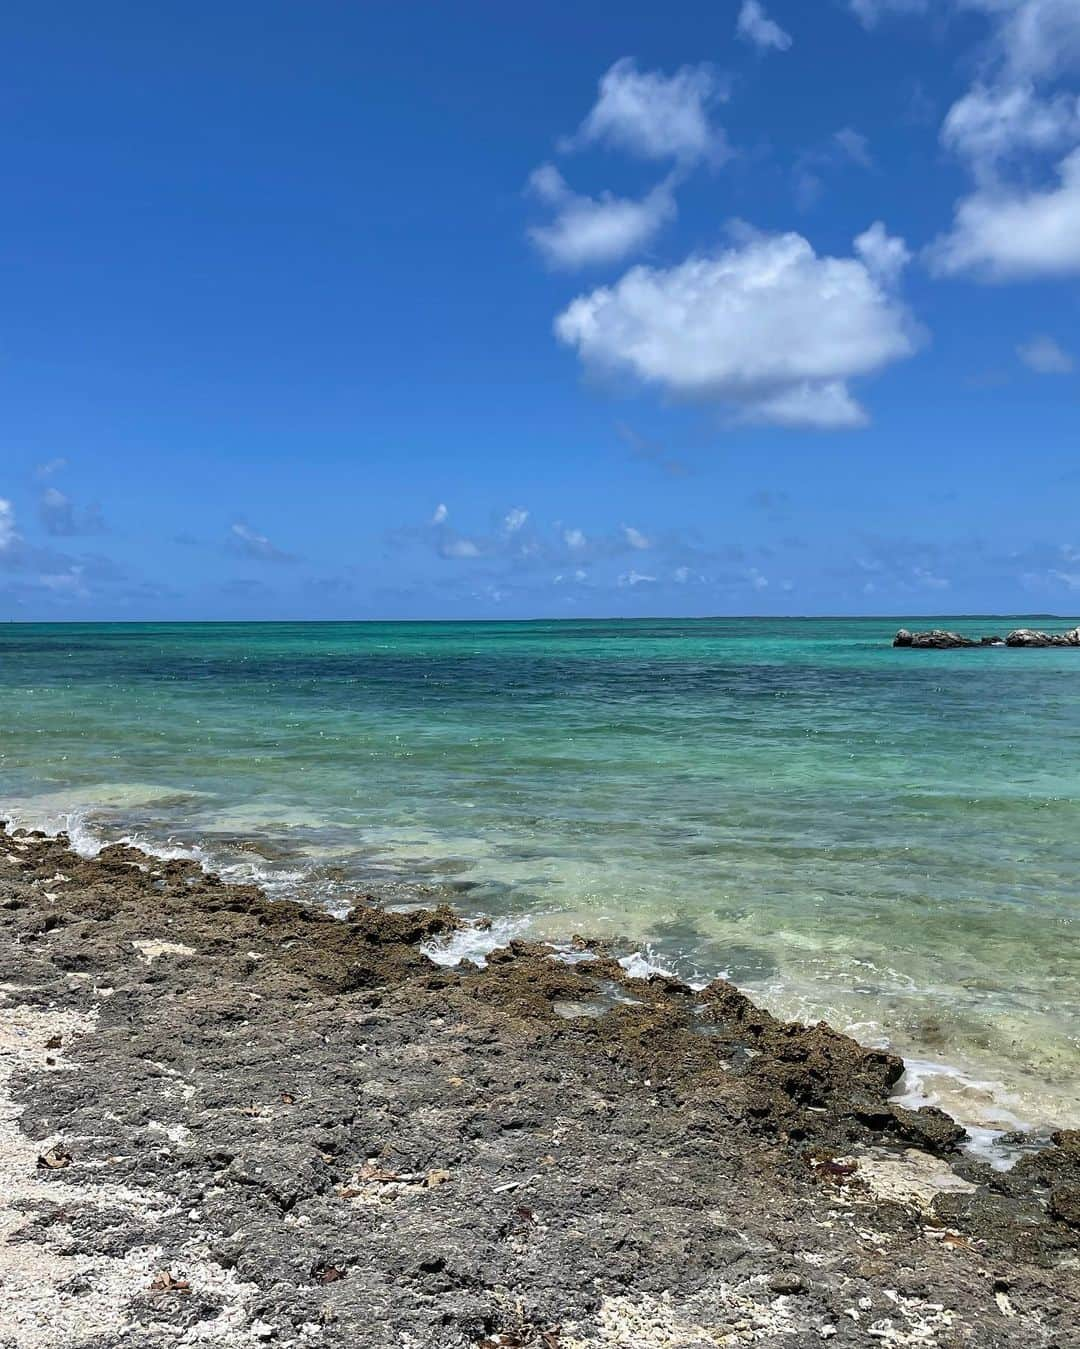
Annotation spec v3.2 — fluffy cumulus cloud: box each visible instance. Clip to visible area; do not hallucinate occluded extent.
[926,1,1080,278]
[526,165,676,269]
[736,1,792,52]
[563,58,728,164]
[554,226,918,429]
[929,147,1080,278]
[855,220,912,283]
[227,522,299,563]
[1017,334,1074,372]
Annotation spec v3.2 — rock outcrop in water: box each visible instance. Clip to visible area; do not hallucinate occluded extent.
[1005,627,1080,647]
[894,626,1080,648]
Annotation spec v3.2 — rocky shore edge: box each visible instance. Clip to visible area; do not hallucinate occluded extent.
[0,823,1077,1348]
[894,626,1080,648]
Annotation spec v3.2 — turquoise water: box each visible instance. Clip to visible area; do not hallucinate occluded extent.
[2,618,1078,1136]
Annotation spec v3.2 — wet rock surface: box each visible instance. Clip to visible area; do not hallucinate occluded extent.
[0,826,1077,1347]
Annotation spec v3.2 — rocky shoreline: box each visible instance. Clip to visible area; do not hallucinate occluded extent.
[894,627,1080,648]
[1,824,1078,1348]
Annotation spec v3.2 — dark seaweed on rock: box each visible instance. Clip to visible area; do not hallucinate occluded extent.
[0,824,1077,1348]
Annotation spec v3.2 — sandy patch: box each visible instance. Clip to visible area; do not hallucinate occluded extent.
[0,997,264,1347]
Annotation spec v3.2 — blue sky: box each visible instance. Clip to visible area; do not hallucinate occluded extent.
[1,0,1078,620]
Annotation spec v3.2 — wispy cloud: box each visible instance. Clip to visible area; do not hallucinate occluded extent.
[34,458,68,479]
[794,127,874,210]
[526,164,677,269]
[617,569,657,587]
[0,499,16,552]
[848,0,927,29]
[39,488,107,538]
[1017,334,1074,373]
[561,58,730,165]
[227,522,300,563]
[736,1,792,53]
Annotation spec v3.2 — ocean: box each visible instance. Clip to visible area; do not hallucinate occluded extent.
[2,617,1078,1147]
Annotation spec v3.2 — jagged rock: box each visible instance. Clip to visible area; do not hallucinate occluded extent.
[895,627,1080,649]
[894,629,977,648]
[1006,627,1080,647]
[889,1104,967,1153]
[1051,1185,1080,1227]
[0,826,1078,1347]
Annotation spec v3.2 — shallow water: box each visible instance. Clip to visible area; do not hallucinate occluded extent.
[1,617,1078,1138]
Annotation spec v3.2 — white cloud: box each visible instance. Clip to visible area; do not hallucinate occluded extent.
[527,165,676,268]
[986,0,1080,83]
[928,0,1080,282]
[439,536,482,559]
[432,503,448,524]
[622,524,652,550]
[913,565,950,589]
[0,499,15,551]
[743,380,869,429]
[1017,333,1074,372]
[34,458,67,479]
[855,220,912,283]
[228,522,298,563]
[563,527,587,550]
[929,147,1080,278]
[617,569,657,587]
[941,83,1080,178]
[564,58,728,163]
[736,1,792,52]
[503,507,529,533]
[554,226,917,429]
